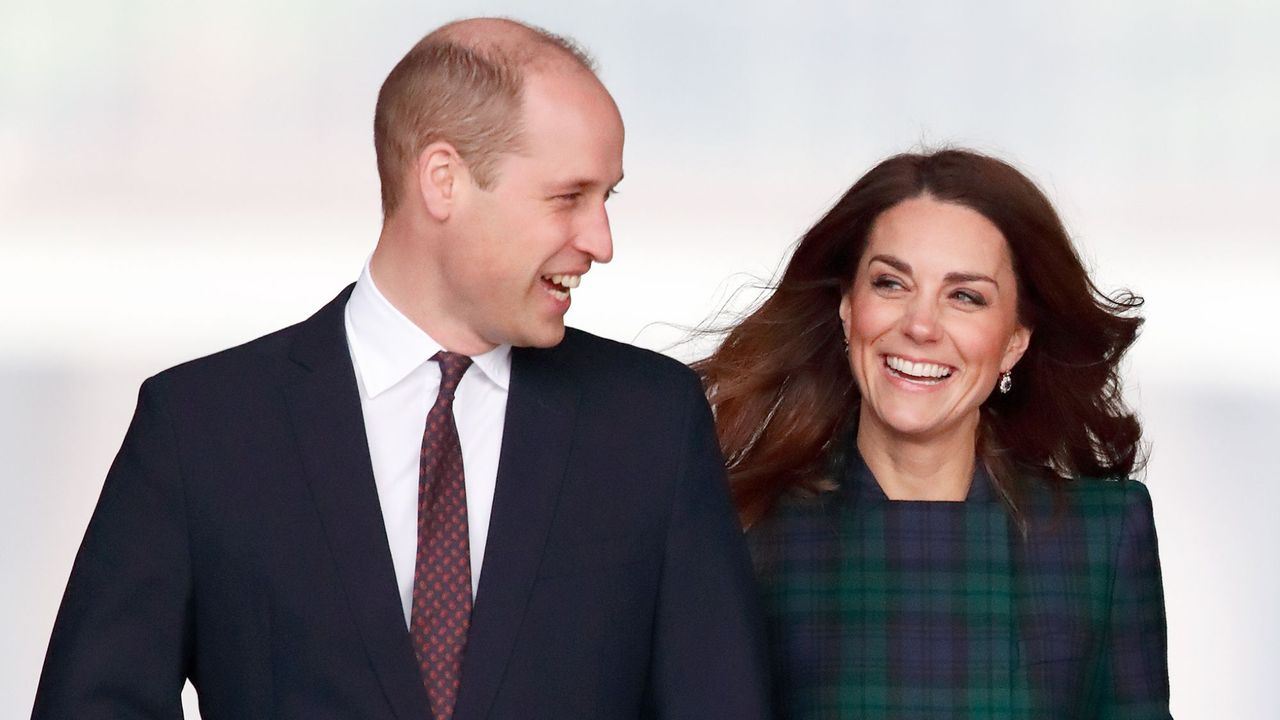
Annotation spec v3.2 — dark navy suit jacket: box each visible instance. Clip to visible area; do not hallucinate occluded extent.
[34,287,770,719]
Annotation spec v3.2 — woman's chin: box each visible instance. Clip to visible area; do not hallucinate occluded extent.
[863,405,973,445]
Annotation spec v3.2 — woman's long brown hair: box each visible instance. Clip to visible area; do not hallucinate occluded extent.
[694,149,1145,528]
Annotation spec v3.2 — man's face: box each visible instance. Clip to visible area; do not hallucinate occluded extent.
[441,69,624,350]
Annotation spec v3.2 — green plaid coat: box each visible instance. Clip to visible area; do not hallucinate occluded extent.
[747,452,1171,719]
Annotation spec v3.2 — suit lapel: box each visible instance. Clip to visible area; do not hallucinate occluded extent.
[282,286,431,720]
[454,343,580,720]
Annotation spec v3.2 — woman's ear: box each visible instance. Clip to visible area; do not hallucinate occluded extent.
[1001,323,1033,372]
[838,292,852,341]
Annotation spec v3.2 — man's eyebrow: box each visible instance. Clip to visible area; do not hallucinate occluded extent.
[552,173,624,190]
[869,255,999,288]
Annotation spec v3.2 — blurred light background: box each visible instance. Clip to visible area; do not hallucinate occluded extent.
[3,0,1277,716]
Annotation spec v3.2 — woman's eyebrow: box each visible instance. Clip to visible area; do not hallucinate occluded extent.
[869,255,998,288]
[945,271,998,287]
[868,254,910,273]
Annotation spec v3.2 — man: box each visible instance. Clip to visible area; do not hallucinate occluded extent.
[33,18,770,719]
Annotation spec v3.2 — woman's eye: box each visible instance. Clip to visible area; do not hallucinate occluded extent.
[953,290,987,306]
[871,276,904,291]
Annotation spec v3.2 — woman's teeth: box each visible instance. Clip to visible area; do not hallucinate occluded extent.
[885,355,953,382]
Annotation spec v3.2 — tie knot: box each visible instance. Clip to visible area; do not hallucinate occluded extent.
[431,351,473,402]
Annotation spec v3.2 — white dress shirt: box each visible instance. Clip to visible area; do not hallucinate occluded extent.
[344,262,511,625]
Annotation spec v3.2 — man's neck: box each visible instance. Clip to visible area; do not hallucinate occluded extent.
[369,225,495,356]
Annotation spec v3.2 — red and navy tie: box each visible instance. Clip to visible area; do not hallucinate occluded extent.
[410,351,473,719]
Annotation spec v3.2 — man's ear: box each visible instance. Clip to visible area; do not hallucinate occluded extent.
[416,141,467,221]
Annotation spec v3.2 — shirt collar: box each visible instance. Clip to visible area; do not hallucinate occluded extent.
[344,260,512,398]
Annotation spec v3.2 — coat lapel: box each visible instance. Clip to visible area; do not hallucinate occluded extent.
[454,343,580,720]
[282,286,431,719]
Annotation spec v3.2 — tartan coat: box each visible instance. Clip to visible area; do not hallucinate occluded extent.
[747,451,1171,719]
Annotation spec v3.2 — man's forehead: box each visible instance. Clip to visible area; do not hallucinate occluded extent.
[516,70,618,136]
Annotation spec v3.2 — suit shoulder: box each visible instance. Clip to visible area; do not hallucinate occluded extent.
[151,320,304,388]
[149,286,352,393]
[558,327,700,391]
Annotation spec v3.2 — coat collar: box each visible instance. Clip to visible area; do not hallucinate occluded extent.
[842,446,996,505]
[454,340,581,719]
[283,285,433,719]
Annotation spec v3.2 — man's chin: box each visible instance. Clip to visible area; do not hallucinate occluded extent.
[512,323,567,349]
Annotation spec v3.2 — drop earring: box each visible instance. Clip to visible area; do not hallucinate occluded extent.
[998,371,1012,394]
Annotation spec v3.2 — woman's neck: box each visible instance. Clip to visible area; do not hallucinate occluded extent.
[856,411,978,501]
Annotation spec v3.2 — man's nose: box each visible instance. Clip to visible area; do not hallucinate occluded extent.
[574,201,614,264]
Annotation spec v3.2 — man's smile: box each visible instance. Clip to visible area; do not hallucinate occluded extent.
[540,273,582,301]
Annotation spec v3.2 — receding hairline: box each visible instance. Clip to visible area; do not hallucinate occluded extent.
[428,17,598,76]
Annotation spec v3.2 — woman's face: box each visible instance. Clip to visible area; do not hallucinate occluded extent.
[839,196,1031,445]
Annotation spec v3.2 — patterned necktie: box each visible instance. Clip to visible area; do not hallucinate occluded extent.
[411,350,473,720]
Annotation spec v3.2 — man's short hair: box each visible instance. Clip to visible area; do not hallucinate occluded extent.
[373,20,597,217]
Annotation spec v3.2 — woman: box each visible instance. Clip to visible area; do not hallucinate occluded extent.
[697,149,1170,718]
